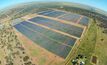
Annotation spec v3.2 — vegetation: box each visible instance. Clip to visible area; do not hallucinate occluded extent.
[93,20,107,65]
[66,19,97,65]
[0,24,34,65]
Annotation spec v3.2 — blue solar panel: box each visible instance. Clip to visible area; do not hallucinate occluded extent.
[59,13,81,23]
[79,17,89,26]
[29,17,83,37]
[20,21,76,46]
[44,10,65,17]
[38,10,54,15]
[14,23,72,58]
[37,10,89,26]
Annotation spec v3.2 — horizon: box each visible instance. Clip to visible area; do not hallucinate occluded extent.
[0,0,107,12]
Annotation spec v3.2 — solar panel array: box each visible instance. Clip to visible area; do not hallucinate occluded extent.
[59,13,81,23]
[29,17,83,37]
[37,9,89,26]
[14,9,89,59]
[14,21,76,58]
[38,10,65,18]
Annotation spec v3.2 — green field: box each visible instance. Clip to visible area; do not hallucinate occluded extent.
[93,20,107,65]
[67,19,107,65]
[66,19,96,65]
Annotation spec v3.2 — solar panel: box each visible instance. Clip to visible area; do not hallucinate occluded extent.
[59,13,81,23]
[14,23,72,58]
[20,21,76,46]
[44,10,65,17]
[29,17,83,37]
[38,10,54,15]
[14,9,89,59]
[79,17,89,26]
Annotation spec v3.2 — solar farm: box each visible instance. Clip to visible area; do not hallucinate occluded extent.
[10,9,89,64]
[0,2,107,65]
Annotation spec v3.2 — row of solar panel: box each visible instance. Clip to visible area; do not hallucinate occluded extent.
[29,17,83,38]
[37,10,89,26]
[14,21,76,58]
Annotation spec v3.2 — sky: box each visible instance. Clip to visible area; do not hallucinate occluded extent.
[0,0,107,12]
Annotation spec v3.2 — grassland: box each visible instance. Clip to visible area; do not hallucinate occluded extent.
[67,19,97,65]
[67,18,107,65]
[93,20,107,65]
